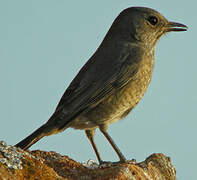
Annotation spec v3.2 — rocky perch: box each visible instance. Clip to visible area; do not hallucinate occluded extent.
[0,141,176,180]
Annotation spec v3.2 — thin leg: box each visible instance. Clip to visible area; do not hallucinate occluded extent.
[85,129,102,164]
[99,124,126,162]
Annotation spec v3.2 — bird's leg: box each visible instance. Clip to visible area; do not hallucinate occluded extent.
[85,129,102,164]
[99,124,126,162]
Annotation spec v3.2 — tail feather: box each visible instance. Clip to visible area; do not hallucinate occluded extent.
[15,109,72,150]
[15,124,48,150]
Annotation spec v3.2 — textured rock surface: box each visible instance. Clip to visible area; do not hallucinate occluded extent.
[0,141,176,180]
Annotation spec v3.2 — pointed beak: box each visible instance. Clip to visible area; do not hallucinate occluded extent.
[166,21,188,32]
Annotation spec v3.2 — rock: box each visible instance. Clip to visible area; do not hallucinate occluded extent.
[0,141,176,180]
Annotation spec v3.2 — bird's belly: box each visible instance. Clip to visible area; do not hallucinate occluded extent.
[71,66,153,130]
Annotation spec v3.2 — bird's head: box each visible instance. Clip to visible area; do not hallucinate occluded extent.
[109,7,187,47]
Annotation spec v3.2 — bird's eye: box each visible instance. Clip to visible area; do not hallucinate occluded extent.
[147,16,158,26]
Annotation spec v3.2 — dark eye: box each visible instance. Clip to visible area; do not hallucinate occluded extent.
[147,16,158,26]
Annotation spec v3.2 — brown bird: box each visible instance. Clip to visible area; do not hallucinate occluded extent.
[15,7,187,164]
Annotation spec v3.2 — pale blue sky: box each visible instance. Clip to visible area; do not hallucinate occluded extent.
[0,1,196,179]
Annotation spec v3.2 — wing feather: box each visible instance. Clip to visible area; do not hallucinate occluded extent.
[48,44,142,127]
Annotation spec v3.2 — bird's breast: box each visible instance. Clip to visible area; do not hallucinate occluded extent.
[105,56,154,123]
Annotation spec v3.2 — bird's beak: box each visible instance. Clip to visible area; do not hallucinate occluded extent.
[166,21,188,32]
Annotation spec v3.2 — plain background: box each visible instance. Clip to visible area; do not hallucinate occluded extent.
[0,0,196,179]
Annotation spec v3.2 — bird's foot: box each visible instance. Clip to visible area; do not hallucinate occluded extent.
[99,158,137,167]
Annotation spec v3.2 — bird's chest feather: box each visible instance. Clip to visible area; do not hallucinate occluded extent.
[106,56,154,121]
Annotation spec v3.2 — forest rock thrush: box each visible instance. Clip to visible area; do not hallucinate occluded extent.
[15,7,187,164]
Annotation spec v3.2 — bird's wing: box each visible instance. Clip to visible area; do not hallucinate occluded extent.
[48,44,142,127]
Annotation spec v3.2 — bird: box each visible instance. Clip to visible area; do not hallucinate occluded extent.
[15,7,187,164]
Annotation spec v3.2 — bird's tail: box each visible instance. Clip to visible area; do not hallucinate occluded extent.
[15,108,72,150]
[15,124,51,150]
